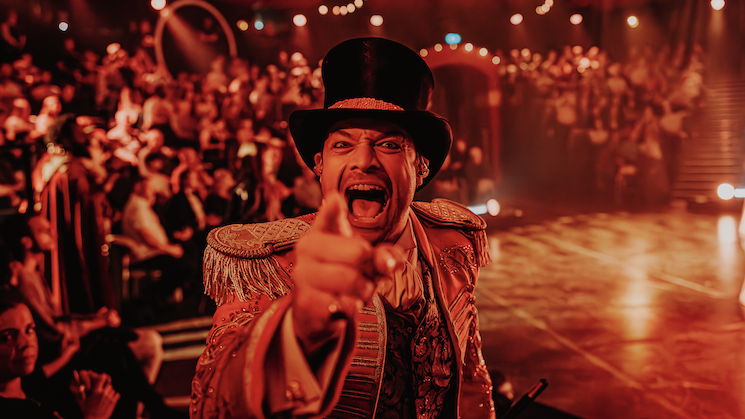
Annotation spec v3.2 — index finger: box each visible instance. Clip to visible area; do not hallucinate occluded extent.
[314,191,353,238]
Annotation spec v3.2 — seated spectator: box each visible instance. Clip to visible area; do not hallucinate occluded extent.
[204,168,235,228]
[3,97,33,142]
[121,177,191,304]
[0,288,120,419]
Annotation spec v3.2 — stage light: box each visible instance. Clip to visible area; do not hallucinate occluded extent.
[540,4,550,13]
[370,15,383,26]
[536,7,546,15]
[445,33,461,45]
[293,14,307,27]
[627,15,639,28]
[318,5,328,15]
[237,20,249,31]
[479,47,488,56]
[510,13,523,25]
[434,43,443,52]
[570,14,583,25]
[449,43,457,50]
[464,43,474,52]
[332,6,340,15]
[58,21,69,31]
[340,6,348,15]
[711,0,725,10]
[492,56,501,65]
[347,3,355,13]
[355,0,364,7]
[151,0,166,11]
[718,183,735,200]
[467,204,487,215]
[420,49,428,57]
[521,48,530,58]
[487,199,501,216]
[254,19,264,30]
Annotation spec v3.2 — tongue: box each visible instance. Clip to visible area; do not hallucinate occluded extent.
[351,199,383,218]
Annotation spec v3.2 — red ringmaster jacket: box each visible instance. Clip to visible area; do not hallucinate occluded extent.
[190,198,496,419]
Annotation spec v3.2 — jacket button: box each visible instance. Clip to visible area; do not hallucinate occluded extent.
[466,284,475,292]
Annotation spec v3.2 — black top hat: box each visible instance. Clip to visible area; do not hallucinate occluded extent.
[289,38,452,188]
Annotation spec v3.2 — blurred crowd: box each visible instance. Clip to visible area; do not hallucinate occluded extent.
[499,41,705,205]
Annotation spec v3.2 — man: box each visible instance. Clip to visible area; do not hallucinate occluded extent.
[192,38,495,419]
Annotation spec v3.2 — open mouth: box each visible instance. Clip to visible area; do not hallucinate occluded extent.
[345,184,389,220]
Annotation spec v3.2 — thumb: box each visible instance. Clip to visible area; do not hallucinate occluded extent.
[315,191,353,238]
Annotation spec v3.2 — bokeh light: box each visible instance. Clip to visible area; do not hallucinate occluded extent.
[711,0,725,10]
[332,6,340,15]
[420,49,428,57]
[487,199,501,216]
[434,43,443,52]
[370,15,383,26]
[318,5,328,15]
[355,0,364,7]
[570,14,583,25]
[627,15,639,28]
[254,19,264,30]
[464,43,474,52]
[347,3,356,13]
[151,0,166,11]
[293,14,307,27]
[492,56,501,65]
[445,33,462,45]
[58,21,69,31]
[479,47,488,57]
[510,13,523,25]
[718,183,735,200]
[340,6,348,15]
[237,20,249,31]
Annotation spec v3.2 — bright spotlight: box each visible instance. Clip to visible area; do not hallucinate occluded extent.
[510,13,524,25]
[58,21,69,31]
[370,15,383,26]
[711,0,725,10]
[627,15,639,28]
[487,199,501,216]
[570,14,583,25]
[254,19,264,30]
[293,14,307,27]
[237,20,249,31]
[151,0,166,11]
[479,47,488,56]
[718,183,735,200]
[318,5,328,15]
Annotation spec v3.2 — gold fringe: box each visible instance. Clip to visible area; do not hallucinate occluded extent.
[202,245,291,305]
[472,229,491,268]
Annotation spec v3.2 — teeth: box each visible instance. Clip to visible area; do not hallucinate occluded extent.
[347,184,384,192]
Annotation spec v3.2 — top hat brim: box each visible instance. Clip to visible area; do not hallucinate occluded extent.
[290,108,452,189]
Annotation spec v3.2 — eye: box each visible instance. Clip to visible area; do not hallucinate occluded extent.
[377,140,403,150]
[332,141,351,149]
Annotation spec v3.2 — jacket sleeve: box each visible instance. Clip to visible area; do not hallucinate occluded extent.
[190,297,357,419]
[460,306,497,419]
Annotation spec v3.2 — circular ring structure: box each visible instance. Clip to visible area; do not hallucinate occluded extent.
[154,0,237,80]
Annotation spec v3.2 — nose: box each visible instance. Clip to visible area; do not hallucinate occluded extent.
[349,141,380,172]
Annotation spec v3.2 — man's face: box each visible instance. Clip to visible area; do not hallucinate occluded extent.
[314,119,425,245]
[0,304,38,380]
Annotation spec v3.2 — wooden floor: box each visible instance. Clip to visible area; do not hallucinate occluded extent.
[478,207,745,419]
[150,204,745,419]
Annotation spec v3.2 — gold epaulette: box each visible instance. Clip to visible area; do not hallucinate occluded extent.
[203,219,311,305]
[411,199,491,267]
